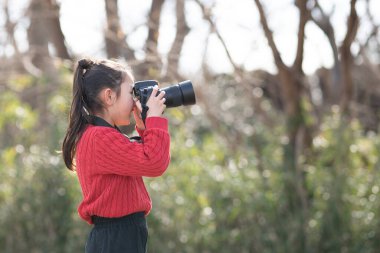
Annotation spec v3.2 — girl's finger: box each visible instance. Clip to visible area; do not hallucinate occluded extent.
[150,85,159,97]
[157,90,165,99]
[134,100,142,111]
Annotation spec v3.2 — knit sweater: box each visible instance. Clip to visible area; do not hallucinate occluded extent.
[75,116,170,224]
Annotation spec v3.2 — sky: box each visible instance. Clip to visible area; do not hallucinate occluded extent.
[3,0,380,76]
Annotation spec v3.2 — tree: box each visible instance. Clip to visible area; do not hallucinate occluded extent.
[310,0,359,113]
[253,0,311,250]
[166,0,189,80]
[104,0,136,61]
[1,0,380,252]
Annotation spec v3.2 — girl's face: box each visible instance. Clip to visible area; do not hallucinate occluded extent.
[109,77,135,126]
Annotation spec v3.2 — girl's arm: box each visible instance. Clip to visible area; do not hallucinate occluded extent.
[93,117,170,177]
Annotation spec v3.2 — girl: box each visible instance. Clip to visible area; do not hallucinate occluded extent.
[62,58,170,253]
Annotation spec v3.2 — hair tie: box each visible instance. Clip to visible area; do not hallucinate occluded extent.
[78,59,93,70]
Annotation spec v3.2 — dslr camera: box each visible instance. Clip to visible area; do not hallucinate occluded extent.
[133,80,196,108]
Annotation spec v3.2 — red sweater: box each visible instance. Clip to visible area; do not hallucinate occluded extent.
[75,117,170,224]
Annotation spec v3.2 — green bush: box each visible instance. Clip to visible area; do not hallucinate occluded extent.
[1,67,380,252]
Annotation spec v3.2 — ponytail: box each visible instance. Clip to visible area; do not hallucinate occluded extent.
[62,59,94,170]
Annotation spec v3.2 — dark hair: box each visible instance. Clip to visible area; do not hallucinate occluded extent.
[62,58,133,170]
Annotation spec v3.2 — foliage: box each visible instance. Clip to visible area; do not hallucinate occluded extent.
[1,64,380,253]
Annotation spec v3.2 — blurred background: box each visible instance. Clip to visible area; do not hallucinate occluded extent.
[0,0,380,252]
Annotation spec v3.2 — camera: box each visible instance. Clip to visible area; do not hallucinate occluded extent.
[133,80,196,108]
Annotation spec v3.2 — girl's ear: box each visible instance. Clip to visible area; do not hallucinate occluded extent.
[101,88,116,106]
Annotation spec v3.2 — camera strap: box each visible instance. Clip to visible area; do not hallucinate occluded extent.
[89,115,142,143]
[140,88,150,124]
[89,115,123,133]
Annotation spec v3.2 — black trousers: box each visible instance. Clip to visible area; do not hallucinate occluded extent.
[85,212,148,253]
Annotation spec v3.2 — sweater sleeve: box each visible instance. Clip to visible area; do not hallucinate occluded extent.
[93,117,170,177]
[135,126,145,138]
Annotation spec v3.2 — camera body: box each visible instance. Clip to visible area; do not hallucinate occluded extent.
[133,80,196,108]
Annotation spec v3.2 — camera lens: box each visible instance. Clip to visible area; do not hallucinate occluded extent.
[159,80,195,108]
[133,80,196,108]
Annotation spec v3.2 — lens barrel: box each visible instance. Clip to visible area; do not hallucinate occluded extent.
[133,80,196,108]
[160,80,196,108]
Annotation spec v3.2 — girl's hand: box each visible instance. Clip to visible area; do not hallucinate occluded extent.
[133,100,145,130]
[146,86,166,117]
[133,85,166,129]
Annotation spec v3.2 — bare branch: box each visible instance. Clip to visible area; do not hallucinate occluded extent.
[293,0,310,73]
[146,0,165,55]
[4,0,21,58]
[104,0,136,61]
[45,0,71,59]
[3,0,42,77]
[359,0,379,53]
[341,0,359,50]
[310,0,339,65]
[167,0,190,80]
[253,0,285,70]
[131,0,165,79]
[199,23,274,129]
[310,0,341,102]
[193,0,242,72]
[340,0,359,113]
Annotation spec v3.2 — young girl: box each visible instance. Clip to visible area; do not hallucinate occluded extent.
[62,58,170,253]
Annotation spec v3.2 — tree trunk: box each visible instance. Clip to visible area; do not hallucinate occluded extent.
[28,0,70,64]
[104,0,136,61]
[136,0,165,79]
[310,1,341,104]
[104,0,133,60]
[105,0,121,58]
[146,0,165,57]
[166,0,189,80]
[27,0,61,138]
[254,0,311,251]
[45,0,71,59]
[27,0,50,69]
[339,0,359,113]
[311,0,359,111]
